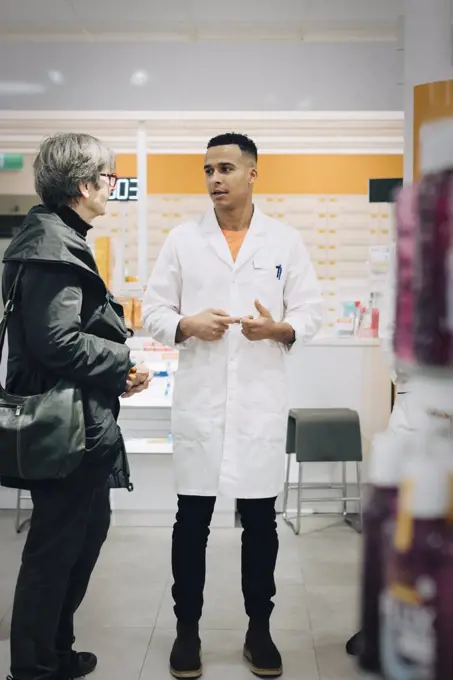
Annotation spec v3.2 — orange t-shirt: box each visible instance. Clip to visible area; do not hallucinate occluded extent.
[222,229,247,262]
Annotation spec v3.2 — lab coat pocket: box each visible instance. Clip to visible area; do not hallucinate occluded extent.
[252,256,283,314]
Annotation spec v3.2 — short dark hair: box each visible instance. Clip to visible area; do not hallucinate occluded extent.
[207,133,258,162]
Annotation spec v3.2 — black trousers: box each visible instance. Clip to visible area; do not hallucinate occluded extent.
[10,481,111,680]
[172,495,279,624]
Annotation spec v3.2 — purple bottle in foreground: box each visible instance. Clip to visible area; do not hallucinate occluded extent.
[358,430,407,677]
[380,444,453,680]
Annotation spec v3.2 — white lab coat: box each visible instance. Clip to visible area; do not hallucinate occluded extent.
[143,206,323,498]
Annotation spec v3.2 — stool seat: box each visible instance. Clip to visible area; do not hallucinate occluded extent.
[286,408,362,463]
[282,408,363,535]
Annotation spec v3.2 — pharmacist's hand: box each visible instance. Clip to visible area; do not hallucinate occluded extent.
[241,300,276,341]
[180,309,240,342]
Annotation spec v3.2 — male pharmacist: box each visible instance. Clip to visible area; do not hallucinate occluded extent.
[143,133,322,678]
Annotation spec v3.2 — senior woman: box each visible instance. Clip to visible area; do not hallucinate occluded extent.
[1,133,150,680]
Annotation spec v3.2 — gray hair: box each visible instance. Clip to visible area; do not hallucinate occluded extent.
[34,132,115,210]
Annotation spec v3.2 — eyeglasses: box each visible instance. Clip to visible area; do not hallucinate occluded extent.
[100,173,118,189]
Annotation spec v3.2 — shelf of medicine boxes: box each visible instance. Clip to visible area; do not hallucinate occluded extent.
[117,334,178,456]
[262,199,391,330]
[103,196,390,337]
[101,194,391,290]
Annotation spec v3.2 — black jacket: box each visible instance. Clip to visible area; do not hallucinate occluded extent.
[1,205,134,491]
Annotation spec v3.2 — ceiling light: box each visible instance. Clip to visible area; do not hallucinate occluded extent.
[130,70,149,86]
[297,98,312,110]
[48,70,65,85]
[0,82,46,95]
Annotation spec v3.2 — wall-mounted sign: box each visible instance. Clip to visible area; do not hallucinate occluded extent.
[109,177,138,201]
[0,154,23,170]
[368,177,402,203]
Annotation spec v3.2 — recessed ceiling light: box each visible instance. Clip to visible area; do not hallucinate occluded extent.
[0,82,46,95]
[48,70,65,85]
[130,70,149,86]
[297,98,312,110]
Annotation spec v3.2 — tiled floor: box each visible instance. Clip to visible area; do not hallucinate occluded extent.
[0,512,361,680]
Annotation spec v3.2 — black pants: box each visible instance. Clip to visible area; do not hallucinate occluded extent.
[172,495,278,624]
[10,481,111,680]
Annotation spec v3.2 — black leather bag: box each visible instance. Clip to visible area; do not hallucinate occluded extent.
[0,265,86,480]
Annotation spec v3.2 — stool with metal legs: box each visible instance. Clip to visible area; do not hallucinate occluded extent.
[282,408,363,535]
[15,489,32,534]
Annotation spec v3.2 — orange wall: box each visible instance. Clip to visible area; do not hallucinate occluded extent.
[116,153,403,195]
[414,80,453,179]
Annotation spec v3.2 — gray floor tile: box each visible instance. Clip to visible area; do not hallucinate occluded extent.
[77,576,166,628]
[141,628,320,680]
[305,585,360,637]
[73,626,153,680]
[0,607,11,642]
[0,639,10,678]
[314,632,358,680]
[0,582,15,624]
[96,527,172,584]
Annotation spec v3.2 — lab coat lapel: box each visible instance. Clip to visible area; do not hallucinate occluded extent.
[234,206,266,270]
[199,208,234,268]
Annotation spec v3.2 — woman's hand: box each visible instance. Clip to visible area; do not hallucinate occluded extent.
[121,361,153,398]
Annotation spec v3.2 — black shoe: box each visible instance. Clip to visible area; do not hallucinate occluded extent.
[243,621,283,678]
[169,623,202,679]
[59,650,98,679]
[345,631,362,657]
[70,651,98,679]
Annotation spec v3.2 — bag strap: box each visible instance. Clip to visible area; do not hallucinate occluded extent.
[0,263,25,383]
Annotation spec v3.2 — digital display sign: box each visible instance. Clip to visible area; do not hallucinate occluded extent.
[109,177,138,201]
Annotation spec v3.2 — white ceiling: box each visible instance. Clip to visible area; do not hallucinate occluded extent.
[0,0,402,42]
[0,0,403,111]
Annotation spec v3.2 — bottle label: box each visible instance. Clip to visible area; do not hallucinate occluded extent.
[381,586,435,680]
[394,480,414,552]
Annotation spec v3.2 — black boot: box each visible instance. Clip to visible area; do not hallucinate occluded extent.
[243,621,282,678]
[169,622,202,679]
[345,631,362,657]
[69,651,98,679]
[58,636,98,679]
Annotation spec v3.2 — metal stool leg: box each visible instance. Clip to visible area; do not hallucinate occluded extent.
[283,454,303,535]
[342,461,347,517]
[282,453,291,520]
[295,462,303,535]
[356,461,363,521]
